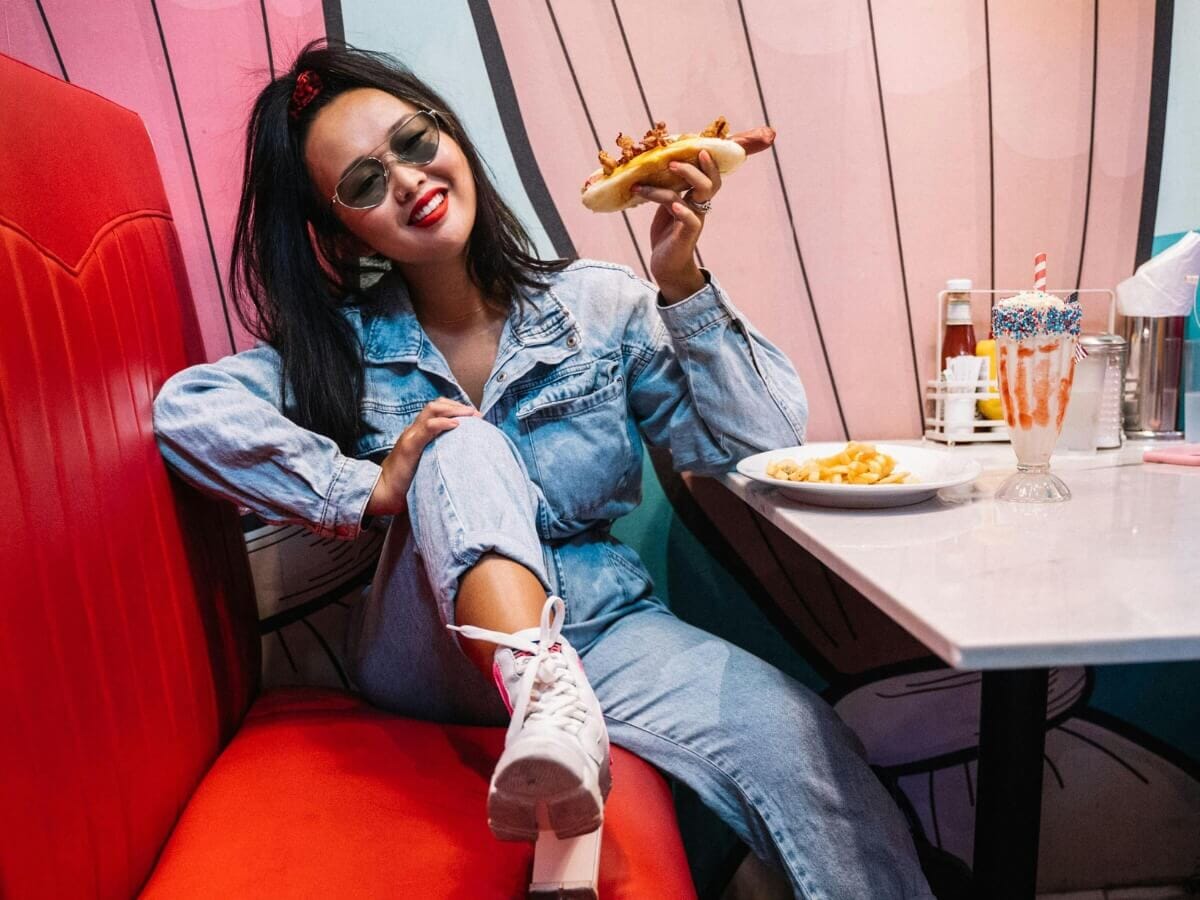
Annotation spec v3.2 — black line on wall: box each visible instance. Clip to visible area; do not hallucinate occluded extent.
[609,0,705,270]
[1075,0,1099,290]
[258,0,276,78]
[928,771,943,846]
[149,0,237,354]
[610,0,654,129]
[33,0,69,82]
[299,617,352,690]
[647,448,842,684]
[820,565,858,640]
[747,514,839,648]
[274,629,299,672]
[867,0,925,433]
[321,0,345,44]
[258,566,374,632]
[984,0,996,298]
[979,0,998,301]
[1044,752,1064,789]
[468,0,576,260]
[734,0,848,439]
[544,0,649,278]
[1077,706,1200,783]
[1057,724,1150,784]
[1135,0,1174,268]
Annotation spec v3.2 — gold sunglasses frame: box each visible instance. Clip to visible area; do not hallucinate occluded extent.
[331,109,442,210]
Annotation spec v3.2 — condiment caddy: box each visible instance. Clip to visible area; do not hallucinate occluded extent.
[924,286,1116,445]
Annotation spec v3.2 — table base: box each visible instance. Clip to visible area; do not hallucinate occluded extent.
[972,668,1049,899]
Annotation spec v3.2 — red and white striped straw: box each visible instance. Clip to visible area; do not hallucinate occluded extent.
[1033,252,1047,291]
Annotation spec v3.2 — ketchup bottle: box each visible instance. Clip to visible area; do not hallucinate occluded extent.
[942,278,977,372]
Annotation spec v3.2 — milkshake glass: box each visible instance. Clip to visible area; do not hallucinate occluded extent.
[992,291,1081,502]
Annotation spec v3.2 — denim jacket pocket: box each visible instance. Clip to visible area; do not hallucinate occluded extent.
[516,358,636,524]
[357,395,430,458]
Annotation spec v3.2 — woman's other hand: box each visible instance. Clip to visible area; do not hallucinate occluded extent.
[636,149,722,303]
[365,397,479,516]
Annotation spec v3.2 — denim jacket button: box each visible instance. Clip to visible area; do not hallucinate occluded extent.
[497,372,507,382]
[567,334,579,347]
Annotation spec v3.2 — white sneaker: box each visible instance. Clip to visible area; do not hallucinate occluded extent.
[448,596,611,842]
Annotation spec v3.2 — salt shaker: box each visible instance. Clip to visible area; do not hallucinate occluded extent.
[1079,333,1128,450]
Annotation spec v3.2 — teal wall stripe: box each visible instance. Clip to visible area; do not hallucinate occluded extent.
[340,0,557,260]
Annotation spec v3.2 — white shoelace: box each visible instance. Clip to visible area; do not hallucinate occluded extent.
[448,596,589,748]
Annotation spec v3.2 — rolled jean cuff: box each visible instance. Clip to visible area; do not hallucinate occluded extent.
[433,533,553,627]
[406,418,551,625]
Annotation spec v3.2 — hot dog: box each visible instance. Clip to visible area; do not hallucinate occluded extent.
[580,118,776,213]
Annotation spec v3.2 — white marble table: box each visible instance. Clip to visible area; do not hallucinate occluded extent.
[720,440,1200,669]
[718,440,1200,899]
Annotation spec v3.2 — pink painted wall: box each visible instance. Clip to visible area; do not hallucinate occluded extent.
[4,0,1156,440]
[2,0,327,360]
[493,0,1156,440]
[4,3,1191,893]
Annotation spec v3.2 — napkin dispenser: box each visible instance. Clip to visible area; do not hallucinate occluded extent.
[1122,316,1185,439]
[1117,232,1199,440]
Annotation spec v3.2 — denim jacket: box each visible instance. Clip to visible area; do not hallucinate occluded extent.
[154,260,807,622]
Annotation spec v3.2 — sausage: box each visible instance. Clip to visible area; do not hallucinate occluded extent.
[730,126,776,156]
[581,124,777,198]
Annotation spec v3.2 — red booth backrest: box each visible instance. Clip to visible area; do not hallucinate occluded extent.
[0,54,259,898]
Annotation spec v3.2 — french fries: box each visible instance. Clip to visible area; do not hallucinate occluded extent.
[765,442,916,486]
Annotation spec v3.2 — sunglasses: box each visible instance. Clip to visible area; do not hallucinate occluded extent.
[331,109,442,210]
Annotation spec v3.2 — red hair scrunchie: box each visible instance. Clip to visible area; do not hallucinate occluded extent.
[288,70,322,120]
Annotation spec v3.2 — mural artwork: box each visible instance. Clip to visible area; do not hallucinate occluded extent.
[5,0,1196,891]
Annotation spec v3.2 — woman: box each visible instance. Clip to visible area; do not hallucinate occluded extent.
[153,40,934,898]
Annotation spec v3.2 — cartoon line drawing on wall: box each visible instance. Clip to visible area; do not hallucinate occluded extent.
[9,0,1197,892]
[675,470,1200,890]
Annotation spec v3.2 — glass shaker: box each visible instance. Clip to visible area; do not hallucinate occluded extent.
[1079,333,1128,450]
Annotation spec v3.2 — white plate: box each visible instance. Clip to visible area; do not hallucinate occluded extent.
[736,443,982,509]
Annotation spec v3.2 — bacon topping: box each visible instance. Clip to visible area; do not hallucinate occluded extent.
[596,117,731,174]
[700,116,729,139]
[584,118,776,193]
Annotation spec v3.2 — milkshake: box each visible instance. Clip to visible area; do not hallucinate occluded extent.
[992,291,1081,502]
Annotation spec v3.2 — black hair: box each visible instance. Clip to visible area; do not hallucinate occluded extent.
[231,39,572,453]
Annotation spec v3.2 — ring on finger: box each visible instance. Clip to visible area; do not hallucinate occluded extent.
[684,191,713,215]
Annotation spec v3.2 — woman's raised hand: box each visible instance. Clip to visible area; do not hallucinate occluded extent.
[365,397,479,516]
[635,149,722,303]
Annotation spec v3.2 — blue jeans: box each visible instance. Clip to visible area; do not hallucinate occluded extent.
[347,417,934,900]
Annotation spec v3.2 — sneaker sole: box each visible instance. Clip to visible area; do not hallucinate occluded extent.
[489,746,610,842]
[528,889,597,900]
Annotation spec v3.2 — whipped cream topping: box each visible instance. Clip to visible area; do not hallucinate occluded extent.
[997,290,1066,310]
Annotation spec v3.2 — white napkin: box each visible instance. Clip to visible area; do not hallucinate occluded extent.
[943,356,987,439]
[1116,231,1200,317]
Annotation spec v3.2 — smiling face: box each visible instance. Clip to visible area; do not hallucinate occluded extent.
[304,87,477,267]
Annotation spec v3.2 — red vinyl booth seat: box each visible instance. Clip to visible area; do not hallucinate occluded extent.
[0,53,695,899]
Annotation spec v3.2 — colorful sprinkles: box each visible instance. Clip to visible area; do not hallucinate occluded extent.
[992,292,1083,340]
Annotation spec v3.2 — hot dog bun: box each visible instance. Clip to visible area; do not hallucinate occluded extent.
[580,118,774,213]
[581,137,745,213]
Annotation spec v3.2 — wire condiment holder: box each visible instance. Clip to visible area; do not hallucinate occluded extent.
[924,288,1117,445]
